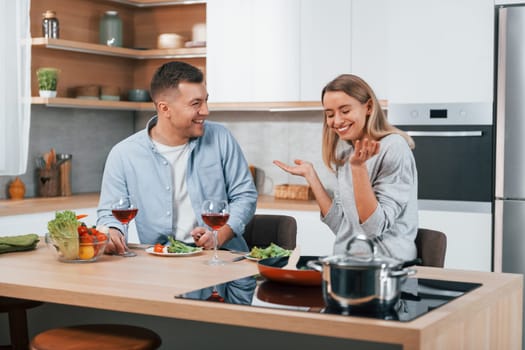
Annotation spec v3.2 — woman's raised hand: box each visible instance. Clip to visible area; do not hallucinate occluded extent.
[350,138,380,166]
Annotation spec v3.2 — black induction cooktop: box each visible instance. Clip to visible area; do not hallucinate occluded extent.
[175,276,481,322]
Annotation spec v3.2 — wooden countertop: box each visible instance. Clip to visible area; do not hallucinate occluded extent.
[0,193,319,216]
[0,241,521,350]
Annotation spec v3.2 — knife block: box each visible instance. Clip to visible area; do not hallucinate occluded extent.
[38,168,59,197]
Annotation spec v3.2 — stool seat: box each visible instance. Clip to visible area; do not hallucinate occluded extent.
[31,324,162,350]
[0,297,43,350]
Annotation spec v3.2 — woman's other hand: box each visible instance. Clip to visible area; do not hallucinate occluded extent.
[273,159,315,179]
[350,138,380,166]
[274,159,333,216]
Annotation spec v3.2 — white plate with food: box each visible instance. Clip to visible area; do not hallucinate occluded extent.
[145,246,203,257]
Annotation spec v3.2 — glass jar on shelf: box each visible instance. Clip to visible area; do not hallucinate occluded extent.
[99,11,122,47]
[42,10,59,39]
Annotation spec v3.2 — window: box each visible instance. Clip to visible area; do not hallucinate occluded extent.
[0,0,31,175]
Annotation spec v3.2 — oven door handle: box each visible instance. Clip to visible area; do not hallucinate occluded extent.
[405,131,483,137]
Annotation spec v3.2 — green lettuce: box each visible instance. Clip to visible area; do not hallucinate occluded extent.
[47,210,79,260]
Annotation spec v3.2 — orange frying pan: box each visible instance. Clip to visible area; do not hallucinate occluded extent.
[257,256,322,286]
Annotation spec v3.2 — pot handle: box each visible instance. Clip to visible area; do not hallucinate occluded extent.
[388,268,417,278]
[401,258,422,268]
[346,234,376,257]
[306,259,323,272]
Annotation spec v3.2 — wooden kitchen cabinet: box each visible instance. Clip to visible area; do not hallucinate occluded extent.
[30,0,206,109]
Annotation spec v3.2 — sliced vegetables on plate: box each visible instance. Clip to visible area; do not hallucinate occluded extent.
[167,236,200,253]
[247,243,291,260]
[145,247,203,257]
[147,237,203,256]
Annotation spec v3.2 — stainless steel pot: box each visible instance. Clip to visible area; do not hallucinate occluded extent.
[307,235,417,312]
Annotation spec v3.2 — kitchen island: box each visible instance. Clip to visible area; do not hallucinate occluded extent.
[0,241,521,350]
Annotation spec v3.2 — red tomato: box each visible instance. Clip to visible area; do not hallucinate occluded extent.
[96,234,107,242]
[80,235,94,244]
[78,225,89,236]
[153,244,164,253]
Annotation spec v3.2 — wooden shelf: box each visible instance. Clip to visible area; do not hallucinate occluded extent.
[32,38,206,59]
[31,97,331,112]
[31,97,154,111]
[31,98,389,112]
[107,0,206,7]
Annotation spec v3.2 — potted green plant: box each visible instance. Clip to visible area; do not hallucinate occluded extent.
[36,67,59,98]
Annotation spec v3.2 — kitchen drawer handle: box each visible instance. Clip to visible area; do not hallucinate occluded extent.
[405,131,483,137]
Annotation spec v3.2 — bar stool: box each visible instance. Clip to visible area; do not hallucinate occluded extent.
[30,324,162,350]
[0,296,43,350]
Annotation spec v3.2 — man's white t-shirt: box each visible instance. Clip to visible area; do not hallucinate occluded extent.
[153,140,197,242]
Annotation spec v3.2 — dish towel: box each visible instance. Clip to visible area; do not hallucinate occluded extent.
[0,234,40,254]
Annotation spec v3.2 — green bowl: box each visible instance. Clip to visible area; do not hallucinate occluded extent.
[128,89,151,102]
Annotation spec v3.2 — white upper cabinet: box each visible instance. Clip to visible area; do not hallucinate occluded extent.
[207,0,300,102]
[207,0,352,103]
[208,0,494,104]
[352,0,494,104]
[385,0,494,103]
[299,0,352,101]
[351,0,389,100]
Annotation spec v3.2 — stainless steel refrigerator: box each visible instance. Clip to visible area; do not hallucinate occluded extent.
[495,5,525,348]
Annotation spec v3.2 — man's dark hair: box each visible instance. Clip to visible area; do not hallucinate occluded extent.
[150,61,204,101]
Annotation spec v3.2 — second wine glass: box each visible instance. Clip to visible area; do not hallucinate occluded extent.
[111,195,138,257]
[201,199,229,265]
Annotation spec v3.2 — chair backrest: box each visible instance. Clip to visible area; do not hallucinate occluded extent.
[243,214,297,250]
[415,228,447,267]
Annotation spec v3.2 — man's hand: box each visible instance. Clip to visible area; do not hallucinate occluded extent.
[191,226,214,249]
[104,227,126,255]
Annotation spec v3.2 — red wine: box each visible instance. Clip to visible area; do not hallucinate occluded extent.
[202,213,230,230]
[206,290,225,302]
[112,208,138,224]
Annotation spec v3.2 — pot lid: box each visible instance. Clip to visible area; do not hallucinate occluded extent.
[323,234,405,268]
[320,253,402,269]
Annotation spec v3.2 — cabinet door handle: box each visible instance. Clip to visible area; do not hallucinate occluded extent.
[405,131,483,137]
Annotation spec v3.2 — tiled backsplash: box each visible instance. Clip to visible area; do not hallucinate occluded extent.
[0,107,336,200]
[0,106,134,200]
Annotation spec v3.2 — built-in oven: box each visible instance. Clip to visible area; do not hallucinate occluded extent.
[388,102,494,203]
[387,102,494,271]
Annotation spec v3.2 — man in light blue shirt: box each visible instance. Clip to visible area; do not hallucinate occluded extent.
[97,61,257,254]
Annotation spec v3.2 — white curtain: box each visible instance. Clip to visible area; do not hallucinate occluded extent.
[0,0,31,175]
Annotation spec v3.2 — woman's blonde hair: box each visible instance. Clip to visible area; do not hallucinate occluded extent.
[321,74,414,171]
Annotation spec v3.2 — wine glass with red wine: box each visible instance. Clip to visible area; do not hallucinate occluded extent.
[201,199,230,265]
[111,195,138,257]
[207,285,225,302]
